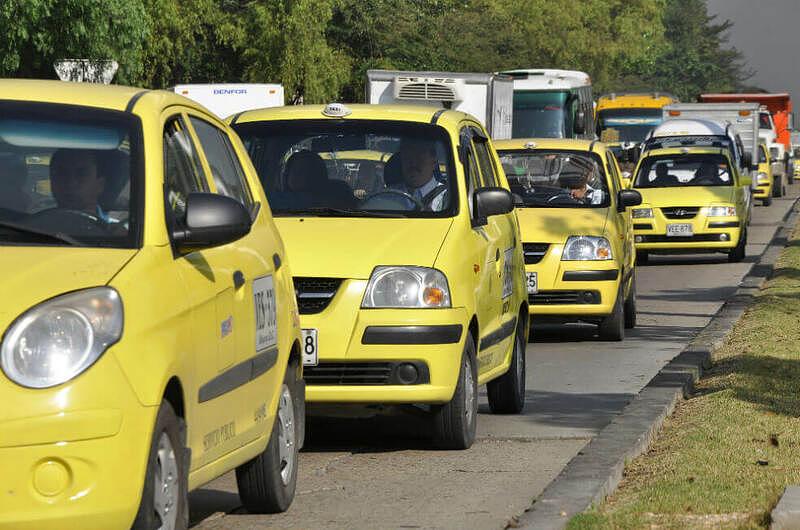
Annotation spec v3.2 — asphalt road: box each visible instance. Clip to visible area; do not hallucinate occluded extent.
[191,186,799,530]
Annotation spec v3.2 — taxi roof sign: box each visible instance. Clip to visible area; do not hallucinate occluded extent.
[322,103,352,118]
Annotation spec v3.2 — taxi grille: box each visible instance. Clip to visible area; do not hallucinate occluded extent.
[661,207,700,219]
[303,362,431,385]
[294,277,343,314]
[523,243,550,264]
[638,234,727,243]
[530,290,600,305]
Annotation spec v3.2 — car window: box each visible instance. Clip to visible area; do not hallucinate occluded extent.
[0,101,142,248]
[189,117,253,208]
[498,150,610,208]
[473,135,499,187]
[234,120,457,218]
[634,154,733,188]
[164,117,209,221]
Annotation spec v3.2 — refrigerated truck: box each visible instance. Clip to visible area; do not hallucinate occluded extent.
[173,83,284,119]
[365,70,513,139]
[499,69,594,140]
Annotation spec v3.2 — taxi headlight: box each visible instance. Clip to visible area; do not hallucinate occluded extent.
[756,172,770,184]
[562,236,613,261]
[632,208,653,218]
[1,288,123,388]
[707,206,737,217]
[362,266,451,308]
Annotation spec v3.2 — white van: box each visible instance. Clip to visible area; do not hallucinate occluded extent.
[173,83,284,119]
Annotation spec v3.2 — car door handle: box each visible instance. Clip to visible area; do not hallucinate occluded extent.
[273,253,282,271]
[495,248,500,261]
[233,270,245,289]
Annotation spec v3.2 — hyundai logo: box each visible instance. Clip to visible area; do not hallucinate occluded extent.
[674,209,690,216]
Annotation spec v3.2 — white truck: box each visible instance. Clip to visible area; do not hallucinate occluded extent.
[365,70,513,139]
[173,83,284,119]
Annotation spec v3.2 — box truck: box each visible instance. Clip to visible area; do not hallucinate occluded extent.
[173,83,284,119]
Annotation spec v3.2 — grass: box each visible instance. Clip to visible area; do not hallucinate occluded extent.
[569,228,800,530]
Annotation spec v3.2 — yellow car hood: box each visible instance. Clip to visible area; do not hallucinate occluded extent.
[635,186,735,206]
[0,248,137,328]
[276,217,454,278]
[516,208,610,243]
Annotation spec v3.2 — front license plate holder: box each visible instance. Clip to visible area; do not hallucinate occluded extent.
[666,223,693,237]
[301,328,318,366]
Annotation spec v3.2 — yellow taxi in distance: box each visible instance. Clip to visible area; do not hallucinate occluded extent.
[231,103,529,449]
[753,143,775,206]
[631,146,750,264]
[0,80,303,529]
[494,139,642,341]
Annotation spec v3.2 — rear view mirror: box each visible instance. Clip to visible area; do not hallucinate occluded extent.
[574,109,586,135]
[173,193,252,253]
[473,187,514,224]
[740,174,753,187]
[617,189,642,212]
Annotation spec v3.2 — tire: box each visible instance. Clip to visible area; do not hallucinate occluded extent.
[635,250,648,266]
[728,228,747,263]
[432,335,478,449]
[132,401,189,530]
[487,316,527,414]
[236,362,300,513]
[773,176,783,198]
[763,197,773,207]
[623,275,637,329]
[598,287,625,341]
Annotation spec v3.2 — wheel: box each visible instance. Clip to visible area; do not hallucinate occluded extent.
[598,287,625,341]
[728,228,747,263]
[236,362,300,513]
[487,316,527,414]
[763,197,773,207]
[773,176,783,198]
[132,401,189,530]
[635,250,649,266]
[623,275,637,329]
[432,335,478,449]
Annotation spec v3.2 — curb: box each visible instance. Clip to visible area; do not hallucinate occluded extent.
[515,200,800,530]
[771,485,800,530]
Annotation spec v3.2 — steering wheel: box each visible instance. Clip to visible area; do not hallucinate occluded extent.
[361,189,424,211]
[546,191,583,205]
[26,208,109,236]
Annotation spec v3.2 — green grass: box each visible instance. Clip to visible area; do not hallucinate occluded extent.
[569,228,800,530]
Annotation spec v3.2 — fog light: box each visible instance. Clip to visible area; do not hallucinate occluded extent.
[720,233,730,241]
[33,459,71,497]
[582,291,597,303]
[635,235,643,243]
[395,363,419,385]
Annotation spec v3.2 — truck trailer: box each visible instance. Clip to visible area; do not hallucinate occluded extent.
[173,83,285,119]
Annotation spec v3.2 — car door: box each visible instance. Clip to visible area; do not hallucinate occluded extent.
[185,112,287,452]
[605,150,634,274]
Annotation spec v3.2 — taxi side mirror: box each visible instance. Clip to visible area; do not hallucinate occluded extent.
[173,193,252,253]
[574,109,586,136]
[473,187,513,225]
[617,189,642,212]
[740,174,752,187]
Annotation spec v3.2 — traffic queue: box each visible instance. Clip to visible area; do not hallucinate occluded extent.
[0,71,795,529]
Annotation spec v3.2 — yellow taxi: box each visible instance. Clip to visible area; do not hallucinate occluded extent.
[0,80,303,529]
[631,146,750,263]
[231,103,529,449]
[753,143,775,206]
[494,139,642,341]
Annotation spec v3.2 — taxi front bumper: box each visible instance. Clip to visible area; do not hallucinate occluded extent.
[753,183,772,199]
[633,214,741,252]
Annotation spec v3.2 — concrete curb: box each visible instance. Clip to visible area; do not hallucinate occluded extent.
[771,486,800,530]
[515,200,800,530]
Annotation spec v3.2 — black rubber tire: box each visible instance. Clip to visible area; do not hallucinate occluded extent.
[623,276,637,329]
[598,288,625,341]
[487,316,527,414]
[132,401,189,530]
[635,250,649,266]
[763,197,773,207]
[432,335,478,449]
[236,362,300,514]
[728,228,747,263]
[773,176,783,198]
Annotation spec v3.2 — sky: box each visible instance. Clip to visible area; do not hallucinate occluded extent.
[706,0,800,105]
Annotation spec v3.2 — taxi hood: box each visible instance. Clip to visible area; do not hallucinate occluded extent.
[635,186,736,207]
[516,207,610,243]
[0,248,136,327]
[276,217,454,278]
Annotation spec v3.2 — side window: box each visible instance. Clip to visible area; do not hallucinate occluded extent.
[460,128,483,191]
[473,134,500,187]
[189,117,253,208]
[164,117,208,221]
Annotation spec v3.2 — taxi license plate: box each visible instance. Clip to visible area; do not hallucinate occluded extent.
[526,272,538,294]
[666,223,693,237]
[301,329,318,366]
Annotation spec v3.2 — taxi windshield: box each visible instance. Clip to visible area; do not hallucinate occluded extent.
[597,108,662,144]
[0,101,142,248]
[498,150,610,208]
[234,120,457,218]
[635,154,733,188]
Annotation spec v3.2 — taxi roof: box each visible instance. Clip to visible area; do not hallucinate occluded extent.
[493,138,605,155]
[651,118,728,138]
[232,103,469,127]
[641,146,729,158]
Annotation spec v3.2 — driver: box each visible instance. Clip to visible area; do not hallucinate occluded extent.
[563,169,603,205]
[389,139,447,211]
[50,149,112,220]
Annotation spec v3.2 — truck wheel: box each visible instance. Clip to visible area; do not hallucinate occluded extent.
[598,288,625,341]
[773,176,783,198]
[487,316,526,414]
[763,196,773,207]
[432,335,478,449]
[236,362,300,513]
[728,229,747,263]
[132,401,189,530]
[624,276,637,329]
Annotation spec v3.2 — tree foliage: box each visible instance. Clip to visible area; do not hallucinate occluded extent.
[0,0,752,103]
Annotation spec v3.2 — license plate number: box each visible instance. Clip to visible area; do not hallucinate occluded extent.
[301,329,318,366]
[526,272,538,294]
[666,223,693,237]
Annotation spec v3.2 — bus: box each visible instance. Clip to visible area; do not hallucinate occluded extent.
[596,92,677,147]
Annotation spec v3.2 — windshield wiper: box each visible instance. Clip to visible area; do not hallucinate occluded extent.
[278,207,406,218]
[0,220,84,246]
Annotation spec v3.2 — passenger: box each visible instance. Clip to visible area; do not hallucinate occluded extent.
[695,161,722,185]
[0,155,31,213]
[652,163,678,187]
[284,150,355,208]
[50,149,111,220]
[389,139,447,211]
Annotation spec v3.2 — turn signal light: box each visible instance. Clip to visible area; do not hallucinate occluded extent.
[669,110,681,117]
[739,110,751,116]
[423,287,445,306]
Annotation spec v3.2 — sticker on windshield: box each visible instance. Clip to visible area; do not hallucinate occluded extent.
[502,247,514,299]
[253,275,277,352]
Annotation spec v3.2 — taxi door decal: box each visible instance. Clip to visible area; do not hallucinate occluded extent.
[253,275,278,352]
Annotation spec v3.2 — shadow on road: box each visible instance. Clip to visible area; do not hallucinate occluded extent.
[638,285,737,303]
